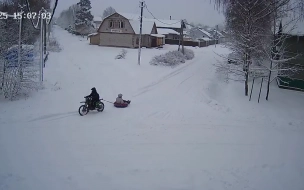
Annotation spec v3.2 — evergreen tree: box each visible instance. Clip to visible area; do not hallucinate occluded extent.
[75,0,94,27]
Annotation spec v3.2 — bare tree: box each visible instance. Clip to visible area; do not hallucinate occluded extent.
[102,6,116,19]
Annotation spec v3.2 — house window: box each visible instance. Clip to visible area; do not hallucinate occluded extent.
[109,21,113,28]
[120,21,124,28]
[109,20,125,28]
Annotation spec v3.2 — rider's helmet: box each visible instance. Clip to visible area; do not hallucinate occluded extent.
[118,93,122,98]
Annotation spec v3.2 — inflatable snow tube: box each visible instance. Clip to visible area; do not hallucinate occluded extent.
[114,102,128,108]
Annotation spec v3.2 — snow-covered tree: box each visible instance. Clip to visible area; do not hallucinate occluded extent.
[75,0,94,28]
[215,0,303,98]
[216,0,294,96]
[102,6,116,19]
[57,4,80,29]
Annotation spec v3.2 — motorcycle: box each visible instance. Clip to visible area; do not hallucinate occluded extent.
[78,97,104,116]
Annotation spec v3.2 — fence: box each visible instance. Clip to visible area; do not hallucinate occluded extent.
[164,39,218,48]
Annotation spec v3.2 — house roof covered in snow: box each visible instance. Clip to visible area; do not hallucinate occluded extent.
[157,28,179,35]
[151,34,165,38]
[129,20,155,34]
[87,33,98,37]
[198,28,212,38]
[215,31,224,37]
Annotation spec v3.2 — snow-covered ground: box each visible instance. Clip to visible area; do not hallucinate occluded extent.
[1,26,304,190]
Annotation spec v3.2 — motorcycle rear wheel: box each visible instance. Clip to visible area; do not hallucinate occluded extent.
[96,102,105,112]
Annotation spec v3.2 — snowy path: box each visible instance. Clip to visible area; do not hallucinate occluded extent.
[1,27,304,190]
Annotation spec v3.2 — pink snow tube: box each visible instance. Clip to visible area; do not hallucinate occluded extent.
[114,102,129,108]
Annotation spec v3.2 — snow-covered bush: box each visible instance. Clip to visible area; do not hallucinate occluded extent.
[183,48,195,60]
[115,49,127,59]
[48,37,62,52]
[150,48,195,67]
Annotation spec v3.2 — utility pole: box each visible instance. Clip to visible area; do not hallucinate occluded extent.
[181,19,184,54]
[138,1,144,65]
[178,20,182,51]
[17,4,25,80]
[214,25,218,48]
[40,10,44,82]
[44,11,47,56]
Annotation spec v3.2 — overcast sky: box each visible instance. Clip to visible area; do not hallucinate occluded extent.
[54,0,225,27]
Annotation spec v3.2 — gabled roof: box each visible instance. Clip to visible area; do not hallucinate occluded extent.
[129,20,155,34]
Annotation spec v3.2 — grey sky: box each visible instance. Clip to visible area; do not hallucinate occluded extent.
[54,0,225,27]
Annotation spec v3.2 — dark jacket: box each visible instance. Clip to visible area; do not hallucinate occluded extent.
[86,89,100,102]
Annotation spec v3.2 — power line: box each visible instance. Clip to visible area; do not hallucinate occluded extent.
[46,0,59,25]
[25,0,58,28]
[144,2,180,26]
[25,0,40,30]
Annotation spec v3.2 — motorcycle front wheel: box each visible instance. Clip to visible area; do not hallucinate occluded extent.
[78,105,89,116]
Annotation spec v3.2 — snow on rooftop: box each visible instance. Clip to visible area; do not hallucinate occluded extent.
[157,28,179,35]
[198,28,212,38]
[216,31,224,37]
[87,33,98,37]
[151,34,165,38]
[129,20,155,34]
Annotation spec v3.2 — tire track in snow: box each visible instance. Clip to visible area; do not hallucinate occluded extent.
[28,111,77,122]
[133,59,197,97]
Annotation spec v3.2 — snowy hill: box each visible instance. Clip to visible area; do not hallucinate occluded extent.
[0,26,304,190]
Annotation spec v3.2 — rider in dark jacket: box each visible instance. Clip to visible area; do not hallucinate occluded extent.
[85,87,100,108]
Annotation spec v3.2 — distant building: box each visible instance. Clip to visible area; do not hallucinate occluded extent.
[89,12,164,48]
